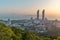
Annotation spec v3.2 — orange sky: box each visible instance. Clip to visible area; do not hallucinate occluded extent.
[0,0,60,19]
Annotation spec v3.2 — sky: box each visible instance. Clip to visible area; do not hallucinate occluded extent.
[0,0,60,20]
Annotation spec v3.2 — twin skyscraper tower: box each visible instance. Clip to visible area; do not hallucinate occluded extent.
[37,9,45,20]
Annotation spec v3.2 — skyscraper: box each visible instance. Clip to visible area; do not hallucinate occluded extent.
[37,9,39,20]
[42,9,45,20]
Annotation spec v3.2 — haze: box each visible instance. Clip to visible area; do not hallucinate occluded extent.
[0,0,60,20]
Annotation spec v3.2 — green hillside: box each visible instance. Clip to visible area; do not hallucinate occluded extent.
[0,23,60,40]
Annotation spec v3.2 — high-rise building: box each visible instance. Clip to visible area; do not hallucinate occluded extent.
[8,18,11,25]
[37,9,39,20]
[42,9,45,20]
[31,17,33,23]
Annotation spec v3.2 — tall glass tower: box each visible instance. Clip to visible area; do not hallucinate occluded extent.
[37,10,39,20]
[42,9,45,20]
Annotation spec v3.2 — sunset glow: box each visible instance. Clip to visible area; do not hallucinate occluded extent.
[0,0,60,19]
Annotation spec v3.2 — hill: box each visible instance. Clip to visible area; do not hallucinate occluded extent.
[0,23,60,40]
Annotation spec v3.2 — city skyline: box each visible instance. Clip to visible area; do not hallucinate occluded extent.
[0,0,60,20]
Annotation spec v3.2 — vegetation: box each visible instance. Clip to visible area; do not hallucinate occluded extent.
[0,23,60,40]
